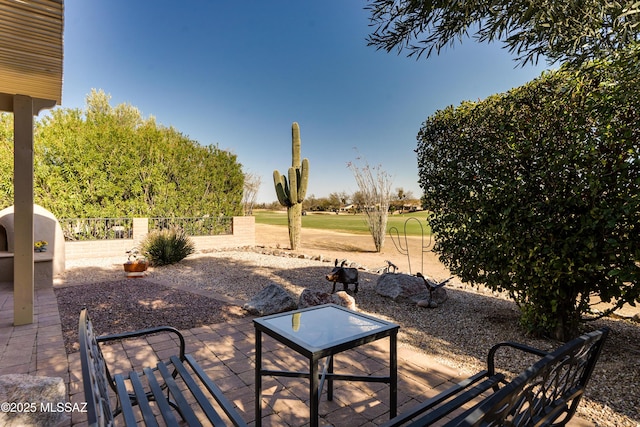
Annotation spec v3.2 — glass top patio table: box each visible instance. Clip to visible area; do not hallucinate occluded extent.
[254,304,399,427]
[254,303,397,356]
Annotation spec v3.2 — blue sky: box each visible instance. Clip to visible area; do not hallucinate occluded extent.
[61,1,549,203]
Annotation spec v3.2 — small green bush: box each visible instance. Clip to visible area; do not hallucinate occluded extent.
[141,227,195,266]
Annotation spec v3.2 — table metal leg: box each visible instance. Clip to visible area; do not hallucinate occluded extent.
[328,355,334,401]
[310,357,319,427]
[255,329,262,427]
[390,332,397,418]
[318,355,334,404]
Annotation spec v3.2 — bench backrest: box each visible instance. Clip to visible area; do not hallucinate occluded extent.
[78,309,115,427]
[457,328,608,426]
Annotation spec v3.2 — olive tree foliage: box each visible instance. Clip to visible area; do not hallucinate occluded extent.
[1,89,244,218]
[348,155,394,252]
[417,46,640,340]
[366,0,640,66]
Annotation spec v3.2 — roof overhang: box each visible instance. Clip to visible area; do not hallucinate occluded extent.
[0,0,64,111]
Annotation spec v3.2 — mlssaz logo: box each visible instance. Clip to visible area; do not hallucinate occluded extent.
[40,402,88,413]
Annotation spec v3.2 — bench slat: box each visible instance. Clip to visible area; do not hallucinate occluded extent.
[381,370,496,427]
[185,354,248,427]
[157,360,203,426]
[129,372,160,427]
[114,374,140,427]
[405,374,506,427]
[143,366,180,426]
[169,356,228,426]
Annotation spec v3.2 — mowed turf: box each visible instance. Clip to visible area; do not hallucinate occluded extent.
[254,210,431,237]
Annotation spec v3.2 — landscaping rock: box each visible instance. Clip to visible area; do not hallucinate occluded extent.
[376,272,428,302]
[298,288,334,308]
[331,291,357,310]
[417,298,439,308]
[243,283,297,316]
[298,289,356,311]
[0,374,67,427]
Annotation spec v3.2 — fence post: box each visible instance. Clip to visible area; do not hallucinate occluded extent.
[132,218,148,246]
[231,216,255,246]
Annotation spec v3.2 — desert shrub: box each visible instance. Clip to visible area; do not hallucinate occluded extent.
[141,227,195,266]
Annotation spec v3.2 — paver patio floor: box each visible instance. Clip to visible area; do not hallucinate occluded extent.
[0,282,593,426]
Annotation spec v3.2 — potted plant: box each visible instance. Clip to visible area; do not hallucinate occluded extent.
[123,248,148,278]
[34,240,48,252]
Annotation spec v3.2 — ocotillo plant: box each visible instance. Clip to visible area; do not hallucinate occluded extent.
[273,122,309,250]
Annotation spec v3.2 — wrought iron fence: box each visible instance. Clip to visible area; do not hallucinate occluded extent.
[58,216,233,241]
[149,216,233,236]
[59,218,133,241]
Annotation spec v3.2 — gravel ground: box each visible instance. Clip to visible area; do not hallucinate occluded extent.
[54,249,640,426]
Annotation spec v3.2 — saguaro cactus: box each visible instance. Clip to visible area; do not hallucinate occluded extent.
[273,122,309,250]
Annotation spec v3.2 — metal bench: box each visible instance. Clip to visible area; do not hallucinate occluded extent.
[383,328,608,426]
[78,308,248,427]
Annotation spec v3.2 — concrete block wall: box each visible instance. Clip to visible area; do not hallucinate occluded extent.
[64,238,134,260]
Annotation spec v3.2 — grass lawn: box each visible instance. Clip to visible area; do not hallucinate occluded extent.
[254,210,432,237]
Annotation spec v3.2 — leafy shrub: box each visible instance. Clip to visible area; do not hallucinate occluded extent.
[141,227,195,266]
[416,48,640,340]
[3,90,245,217]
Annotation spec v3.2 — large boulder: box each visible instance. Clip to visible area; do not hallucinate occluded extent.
[298,289,356,311]
[243,283,297,316]
[0,374,67,426]
[376,273,428,302]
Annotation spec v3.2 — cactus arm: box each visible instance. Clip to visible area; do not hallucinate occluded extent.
[298,158,309,203]
[273,170,291,207]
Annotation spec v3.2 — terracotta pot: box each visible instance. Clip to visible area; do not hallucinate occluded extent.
[123,261,148,278]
